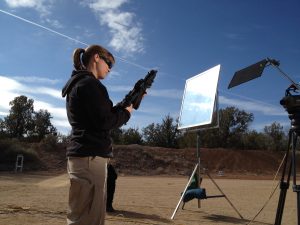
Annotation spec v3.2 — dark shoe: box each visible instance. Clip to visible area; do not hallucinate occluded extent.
[106,206,115,212]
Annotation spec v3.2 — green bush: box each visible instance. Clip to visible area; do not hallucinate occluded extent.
[39,134,59,152]
[0,138,40,170]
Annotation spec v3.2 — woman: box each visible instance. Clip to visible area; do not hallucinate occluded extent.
[62,45,133,225]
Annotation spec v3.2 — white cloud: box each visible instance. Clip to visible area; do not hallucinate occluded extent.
[34,100,67,121]
[4,1,142,51]
[189,102,212,111]
[107,84,183,99]
[107,85,131,92]
[219,95,286,116]
[5,0,40,8]
[0,76,62,100]
[0,111,8,116]
[74,26,95,40]
[126,106,179,129]
[34,99,70,134]
[106,70,122,79]
[4,0,63,28]
[86,0,144,53]
[44,18,63,29]
[0,76,24,109]
[12,76,61,85]
[149,89,183,99]
[0,75,181,134]
[0,75,69,133]
[5,0,51,16]
[88,0,127,10]
[24,87,61,99]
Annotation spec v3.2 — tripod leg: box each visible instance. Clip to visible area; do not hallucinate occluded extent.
[275,182,289,225]
[274,130,293,225]
[171,164,198,220]
[291,134,300,225]
[197,132,201,209]
[206,171,244,219]
[296,190,300,225]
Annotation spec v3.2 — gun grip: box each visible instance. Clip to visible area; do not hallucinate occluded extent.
[132,92,145,109]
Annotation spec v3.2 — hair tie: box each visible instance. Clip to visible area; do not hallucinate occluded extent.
[80,49,86,69]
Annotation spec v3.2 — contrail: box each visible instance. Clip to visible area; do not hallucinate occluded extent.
[0,8,151,71]
[0,9,89,46]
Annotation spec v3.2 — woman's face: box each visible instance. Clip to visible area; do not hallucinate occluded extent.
[96,55,111,79]
[91,54,113,80]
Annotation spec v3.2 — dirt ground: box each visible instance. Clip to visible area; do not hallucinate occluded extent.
[0,172,298,225]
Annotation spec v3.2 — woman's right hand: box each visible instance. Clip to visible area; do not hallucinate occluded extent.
[125,104,133,113]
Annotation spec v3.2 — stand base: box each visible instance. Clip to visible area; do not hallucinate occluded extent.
[171,164,243,220]
[182,194,225,209]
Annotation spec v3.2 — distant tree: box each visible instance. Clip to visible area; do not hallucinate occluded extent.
[142,115,179,148]
[218,107,254,148]
[122,128,143,145]
[242,130,269,150]
[0,118,4,132]
[170,107,254,149]
[111,128,123,144]
[200,128,221,148]
[31,109,57,141]
[159,115,179,147]
[4,95,34,138]
[264,122,286,151]
[0,118,8,139]
[177,132,197,148]
[2,95,57,141]
[142,123,159,146]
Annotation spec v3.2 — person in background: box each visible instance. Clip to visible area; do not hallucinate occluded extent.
[106,162,118,212]
[62,44,133,225]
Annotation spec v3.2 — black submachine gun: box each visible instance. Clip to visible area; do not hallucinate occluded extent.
[116,69,157,109]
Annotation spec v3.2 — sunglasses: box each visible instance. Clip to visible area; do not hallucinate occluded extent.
[99,55,113,69]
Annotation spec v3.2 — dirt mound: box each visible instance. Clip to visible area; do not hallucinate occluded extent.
[16,144,287,177]
[111,145,285,177]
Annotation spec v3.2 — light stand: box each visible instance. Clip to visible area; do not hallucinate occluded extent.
[172,65,243,220]
[171,130,243,220]
[228,58,300,225]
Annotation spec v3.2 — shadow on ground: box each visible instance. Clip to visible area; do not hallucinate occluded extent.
[203,214,272,225]
[108,210,171,224]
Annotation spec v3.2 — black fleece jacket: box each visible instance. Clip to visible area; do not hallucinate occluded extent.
[62,70,130,158]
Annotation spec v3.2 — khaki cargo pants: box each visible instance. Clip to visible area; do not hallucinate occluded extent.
[67,156,107,225]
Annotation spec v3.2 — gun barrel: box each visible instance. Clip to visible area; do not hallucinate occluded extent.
[145,70,157,86]
[117,69,157,109]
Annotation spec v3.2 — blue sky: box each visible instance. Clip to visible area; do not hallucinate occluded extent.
[0,0,299,135]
